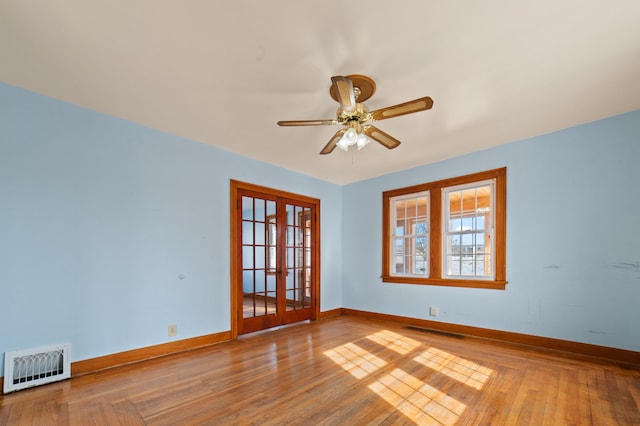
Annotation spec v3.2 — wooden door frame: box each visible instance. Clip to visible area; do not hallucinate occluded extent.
[229,179,321,339]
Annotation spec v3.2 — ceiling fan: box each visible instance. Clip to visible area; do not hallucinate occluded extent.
[277,74,434,155]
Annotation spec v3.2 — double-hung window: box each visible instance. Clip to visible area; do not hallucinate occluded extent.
[443,180,494,280]
[382,168,507,290]
[389,192,429,277]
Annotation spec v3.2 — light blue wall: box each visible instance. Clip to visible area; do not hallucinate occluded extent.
[342,110,640,352]
[0,83,343,376]
[2,82,638,380]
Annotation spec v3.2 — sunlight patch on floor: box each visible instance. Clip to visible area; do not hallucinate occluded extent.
[414,347,493,390]
[324,331,491,423]
[366,330,421,355]
[323,342,387,379]
[369,368,466,425]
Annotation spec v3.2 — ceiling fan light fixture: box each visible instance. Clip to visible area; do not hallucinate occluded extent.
[336,127,358,151]
[336,139,350,151]
[356,133,370,150]
[336,128,371,152]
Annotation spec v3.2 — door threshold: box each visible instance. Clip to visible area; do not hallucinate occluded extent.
[239,320,311,339]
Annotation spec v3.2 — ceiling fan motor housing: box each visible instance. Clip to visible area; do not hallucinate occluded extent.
[337,103,370,125]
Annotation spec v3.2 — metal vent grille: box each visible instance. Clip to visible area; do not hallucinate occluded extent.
[3,343,71,394]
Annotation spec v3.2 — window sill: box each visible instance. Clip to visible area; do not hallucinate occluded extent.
[381,276,508,290]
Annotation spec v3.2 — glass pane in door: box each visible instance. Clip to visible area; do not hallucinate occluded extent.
[285,204,312,311]
[242,196,277,319]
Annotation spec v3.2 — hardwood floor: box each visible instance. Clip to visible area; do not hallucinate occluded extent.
[1,316,639,425]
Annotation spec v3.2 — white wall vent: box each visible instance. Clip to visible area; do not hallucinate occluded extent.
[3,343,71,394]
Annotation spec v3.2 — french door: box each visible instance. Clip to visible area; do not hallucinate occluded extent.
[230,180,320,336]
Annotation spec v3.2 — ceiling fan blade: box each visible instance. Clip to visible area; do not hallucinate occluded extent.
[370,96,434,121]
[277,119,337,126]
[362,125,401,150]
[320,129,347,155]
[330,76,356,111]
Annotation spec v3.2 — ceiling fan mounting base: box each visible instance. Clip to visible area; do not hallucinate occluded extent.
[330,74,376,102]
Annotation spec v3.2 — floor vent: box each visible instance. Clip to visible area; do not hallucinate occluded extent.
[3,343,71,394]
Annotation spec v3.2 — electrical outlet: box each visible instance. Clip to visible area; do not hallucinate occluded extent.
[429,306,438,317]
[168,324,177,337]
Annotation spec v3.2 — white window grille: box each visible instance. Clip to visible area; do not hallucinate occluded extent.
[442,180,495,279]
[389,191,429,277]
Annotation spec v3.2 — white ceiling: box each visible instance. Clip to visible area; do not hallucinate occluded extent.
[2,1,639,185]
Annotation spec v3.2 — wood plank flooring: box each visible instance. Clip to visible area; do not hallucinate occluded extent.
[1,316,639,425]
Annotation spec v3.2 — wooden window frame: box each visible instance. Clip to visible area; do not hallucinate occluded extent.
[388,191,430,278]
[382,167,507,290]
